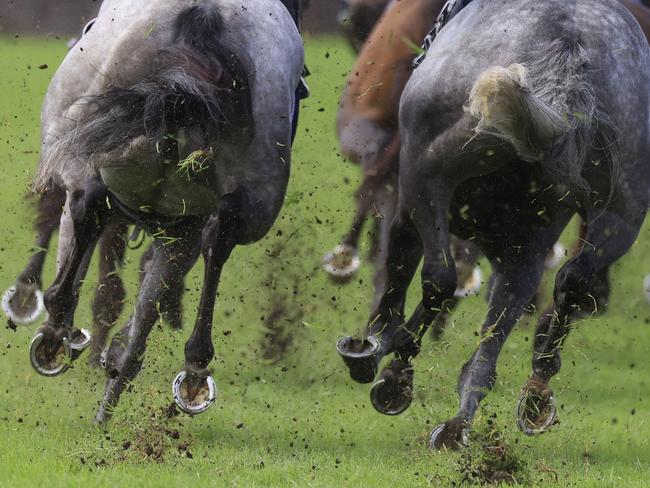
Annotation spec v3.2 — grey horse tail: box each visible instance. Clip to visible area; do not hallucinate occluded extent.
[467,37,619,197]
[34,4,253,191]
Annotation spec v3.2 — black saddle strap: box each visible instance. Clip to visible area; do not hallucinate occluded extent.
[413,0,473,69]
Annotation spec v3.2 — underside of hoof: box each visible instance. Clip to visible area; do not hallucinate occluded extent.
[172,371,217,415]
[30,330,72,377]
[2,283,45,325]
[323,245,361,281]
[429,419,471,451]
[30,326,91,376]
[454,266,483,298]
[336,335,381,383]
[370,359,414,415]
[516,381,558,436]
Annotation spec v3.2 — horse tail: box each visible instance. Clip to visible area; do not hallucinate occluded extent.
[34,5,253,191]
[467,37,619,195]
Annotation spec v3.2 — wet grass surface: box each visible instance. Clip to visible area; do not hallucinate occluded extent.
[1,35,649,487]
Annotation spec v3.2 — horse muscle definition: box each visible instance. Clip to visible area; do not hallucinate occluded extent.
[337,0,649,448]
[27,0,303,423]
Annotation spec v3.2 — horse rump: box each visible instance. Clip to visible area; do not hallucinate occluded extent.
[35,4,254,190]
[467,37,619,197]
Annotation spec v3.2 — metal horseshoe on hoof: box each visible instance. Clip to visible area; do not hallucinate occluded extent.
[29,332,72,377]
[336,335,381,384]
[70,328,92,360]
[2,285,45,325]
[369,377,413,416]
[516,389,558,436]
[322,244,361,281]
[172,371,217,415]
[428,422,470,451]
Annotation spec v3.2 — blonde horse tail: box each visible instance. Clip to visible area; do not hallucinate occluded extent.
[467,37,619,195]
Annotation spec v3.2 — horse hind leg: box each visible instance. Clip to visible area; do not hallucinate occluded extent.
[3,184,66,325]
[173,195,242,415]
[518,206,647,436]
[88,223,128,367]
[430,238,483,340]
[337,202,423,416]
[428,243,551,450]
[96,226,200,423]
[322,188,369,282]
[139,243,185,330]
[369,176,398,311]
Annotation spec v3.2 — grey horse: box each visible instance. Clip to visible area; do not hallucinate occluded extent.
[337,0,650,449]
[28,0,303,423]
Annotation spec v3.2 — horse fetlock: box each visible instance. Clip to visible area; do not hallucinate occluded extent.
[336,335,381,383]
[184,342,214,370]
[532,350,561,380]
[422,270,457,313]
[370,358,414,415]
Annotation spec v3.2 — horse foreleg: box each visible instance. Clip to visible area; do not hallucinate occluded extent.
[96,226,201,423]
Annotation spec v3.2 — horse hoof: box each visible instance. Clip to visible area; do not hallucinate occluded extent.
[2,284,45,325]
[70,328,92,360]
[454,266,483,298]
[172,371,217,415]
[336,335,381,383]
[369,359,414,415]
[516,387,558,435]
[428,420,471,451]
[322,245,361,281]
[29,331,72,377]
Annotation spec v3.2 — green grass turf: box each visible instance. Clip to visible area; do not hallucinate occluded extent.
[0,34,649,487]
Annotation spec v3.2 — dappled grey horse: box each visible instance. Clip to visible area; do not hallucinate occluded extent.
[2,17,185,366]
[28,0,303,423]
[338,0,650,448]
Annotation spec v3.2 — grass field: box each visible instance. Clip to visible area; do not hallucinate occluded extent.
[0,34,649,487]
